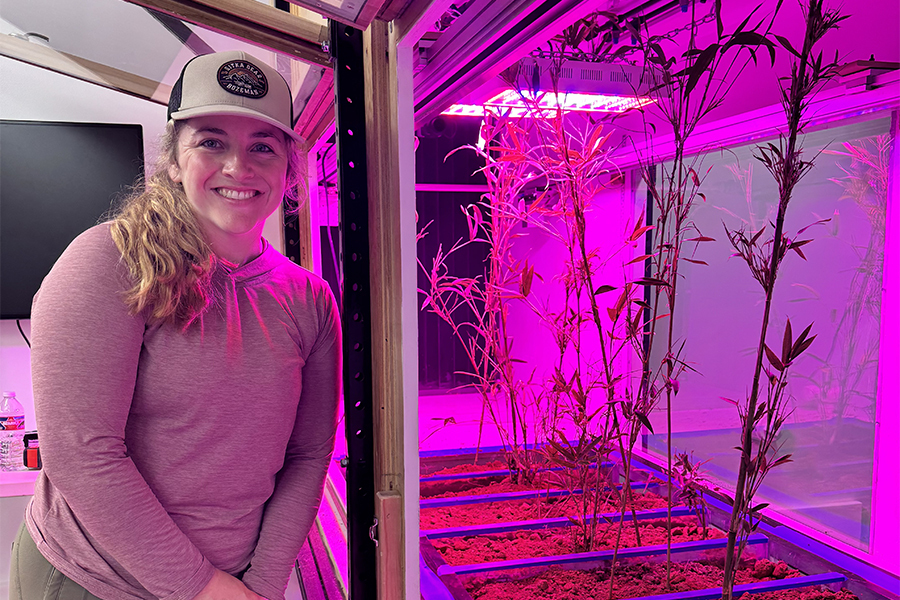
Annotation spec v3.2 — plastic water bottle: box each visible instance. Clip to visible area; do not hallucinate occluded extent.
[0,391,26,471]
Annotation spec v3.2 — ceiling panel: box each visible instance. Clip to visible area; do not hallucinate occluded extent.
[0,0,328,139]
[286,0,387,29]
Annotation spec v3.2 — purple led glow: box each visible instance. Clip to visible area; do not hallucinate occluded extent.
[442,89,655,117]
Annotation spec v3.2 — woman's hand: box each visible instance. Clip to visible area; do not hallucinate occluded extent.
[193,569,264,600]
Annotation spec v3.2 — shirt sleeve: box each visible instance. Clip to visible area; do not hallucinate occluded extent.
[240,283,342,600]
[30,226,216,600]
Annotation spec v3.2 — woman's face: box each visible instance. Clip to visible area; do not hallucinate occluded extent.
[169,114,289,258]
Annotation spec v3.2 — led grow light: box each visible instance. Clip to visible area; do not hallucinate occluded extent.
[442,89,655,117]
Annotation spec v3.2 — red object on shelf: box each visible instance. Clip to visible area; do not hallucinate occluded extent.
[23,432,41,470]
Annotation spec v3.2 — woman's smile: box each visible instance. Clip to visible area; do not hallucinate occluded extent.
[168,114,289,264]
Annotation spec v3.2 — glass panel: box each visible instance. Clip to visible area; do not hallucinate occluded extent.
[642,116,891,550]
[0,0,323,121]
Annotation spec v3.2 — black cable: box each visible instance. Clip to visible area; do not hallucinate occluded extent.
[16,319,31,348]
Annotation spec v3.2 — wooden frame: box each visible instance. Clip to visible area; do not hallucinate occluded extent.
[125,0,330,66]
[0,34,169,104]
[363,18,421,600]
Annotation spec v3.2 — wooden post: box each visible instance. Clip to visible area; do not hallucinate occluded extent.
[375,491,403,600]
[364,19,419,600]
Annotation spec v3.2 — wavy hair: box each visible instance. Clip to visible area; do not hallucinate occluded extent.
[110,120,305,325]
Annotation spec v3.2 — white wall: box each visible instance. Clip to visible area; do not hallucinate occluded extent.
[0,54,286,416]
[0,54,172,595]
[0,54,169,422]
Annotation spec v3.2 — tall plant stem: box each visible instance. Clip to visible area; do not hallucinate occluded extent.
[663,139,689,590]
[722,13,815,594]
[721,220,780,599]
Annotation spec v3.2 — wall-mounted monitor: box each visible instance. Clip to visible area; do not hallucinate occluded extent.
[0,120,144,320]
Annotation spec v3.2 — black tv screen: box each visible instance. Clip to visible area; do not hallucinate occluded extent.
[0,120,144,319]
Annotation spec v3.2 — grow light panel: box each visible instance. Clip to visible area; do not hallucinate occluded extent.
[442,89,655,117]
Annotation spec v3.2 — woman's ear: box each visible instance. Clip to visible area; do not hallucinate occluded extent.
[168,162,182,183]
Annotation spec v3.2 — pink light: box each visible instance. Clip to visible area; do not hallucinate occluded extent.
[442,89,655,117]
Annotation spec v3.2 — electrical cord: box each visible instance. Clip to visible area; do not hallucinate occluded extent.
[16,319,31,348]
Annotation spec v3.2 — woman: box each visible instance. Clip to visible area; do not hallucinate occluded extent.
[10,51,341,600]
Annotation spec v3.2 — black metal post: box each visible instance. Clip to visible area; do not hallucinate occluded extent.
[331,20,377,600]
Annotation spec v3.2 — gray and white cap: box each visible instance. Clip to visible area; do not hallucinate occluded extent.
[167,51,302,142]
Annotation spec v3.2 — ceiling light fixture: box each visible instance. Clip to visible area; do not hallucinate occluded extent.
[442,89,655,117]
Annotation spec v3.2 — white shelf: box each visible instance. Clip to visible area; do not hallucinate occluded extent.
[0,469,39,497]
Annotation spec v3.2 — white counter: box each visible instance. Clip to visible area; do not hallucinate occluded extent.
[0,469,39,498]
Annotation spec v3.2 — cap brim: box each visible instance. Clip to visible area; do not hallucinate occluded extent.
[170,105,304,143]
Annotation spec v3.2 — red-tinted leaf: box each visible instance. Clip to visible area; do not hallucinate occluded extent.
[684,43,719,95]
[686,236,716,242]
[635,411,654,434]
[626,254,653,266]
[689,168,701,186]
[764,344,785,371]
[749,230,766,247]
[594,285,617,295]
[520,264,534,297]
[796,217,831,235]
[782,318,793,366]
[793,334,817,358]
[635,277,671,287]
[683,258,709,265]
[770,454,793,468]
[630,225,654,242]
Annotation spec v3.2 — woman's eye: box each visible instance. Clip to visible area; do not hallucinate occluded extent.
[199,139,222,149]
[252,143,275,153]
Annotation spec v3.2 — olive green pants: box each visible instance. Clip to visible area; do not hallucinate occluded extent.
[8,523,103,600]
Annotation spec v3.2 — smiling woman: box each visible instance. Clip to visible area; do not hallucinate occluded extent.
[169,115,290,266]
[10,51,341,600]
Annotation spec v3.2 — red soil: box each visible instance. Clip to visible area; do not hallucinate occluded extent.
[420,490,667,530]
[463,559,857,600]
[421,461,508,477]
[432,518,720,565]
[420,463,628,498]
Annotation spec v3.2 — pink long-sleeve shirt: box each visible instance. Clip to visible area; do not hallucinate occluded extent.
[26,223,341,600]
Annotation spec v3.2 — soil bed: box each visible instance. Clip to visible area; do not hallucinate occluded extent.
[421,461,508,478]
[421,490,667,530]
[421,464,621,499]
[462,559,858,600]
[433,518,719,565]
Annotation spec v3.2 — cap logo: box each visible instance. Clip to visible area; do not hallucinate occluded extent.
[217,60,268,98]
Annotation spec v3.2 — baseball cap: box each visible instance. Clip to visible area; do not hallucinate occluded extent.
[168,51,302,142]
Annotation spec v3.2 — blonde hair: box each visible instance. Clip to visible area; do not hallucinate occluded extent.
[110,120,305,325]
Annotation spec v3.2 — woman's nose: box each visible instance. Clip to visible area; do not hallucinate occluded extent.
[223,150,254,179]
